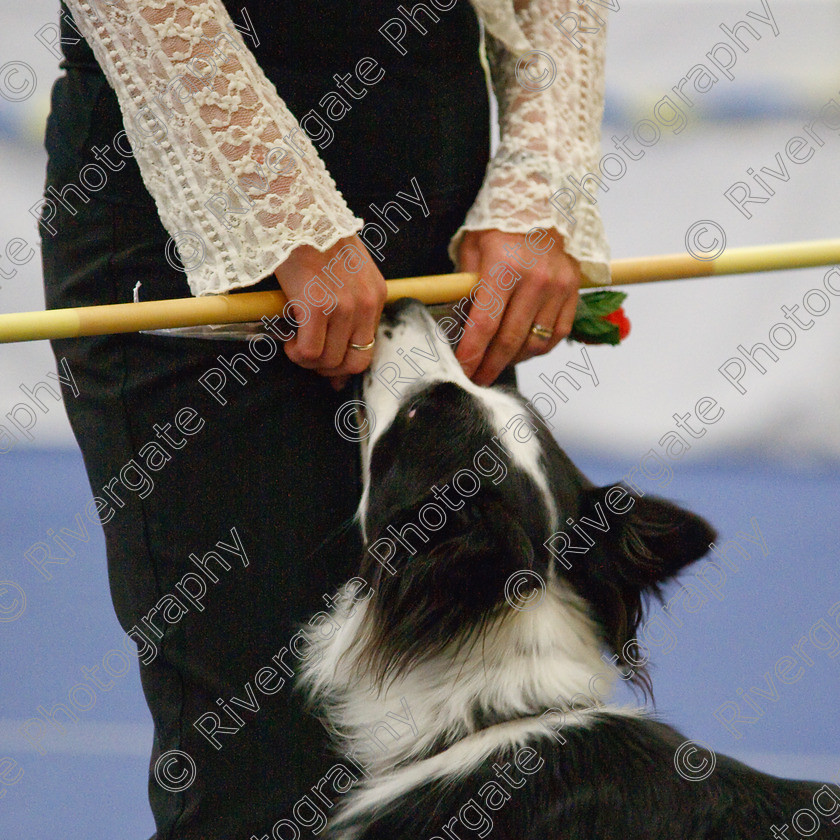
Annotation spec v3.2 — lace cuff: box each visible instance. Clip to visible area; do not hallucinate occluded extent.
[451,0,611,286]
[66,0,364,296]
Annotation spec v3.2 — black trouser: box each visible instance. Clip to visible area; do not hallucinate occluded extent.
[42,3,493,837]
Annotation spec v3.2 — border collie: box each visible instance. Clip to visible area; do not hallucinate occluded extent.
[299,299,840,840]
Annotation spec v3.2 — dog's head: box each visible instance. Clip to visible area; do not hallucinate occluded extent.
[356,299,716,690]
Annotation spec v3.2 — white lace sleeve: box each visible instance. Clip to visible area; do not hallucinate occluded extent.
[64,0,364,296]
[453,0,611,285]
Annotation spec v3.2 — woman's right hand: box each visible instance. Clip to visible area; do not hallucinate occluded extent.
[273,235,387,389]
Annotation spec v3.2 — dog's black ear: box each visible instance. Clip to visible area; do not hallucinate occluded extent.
[578,484,717,588]
[558,485,716,692]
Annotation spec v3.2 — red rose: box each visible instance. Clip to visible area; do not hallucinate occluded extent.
[570,291,630,345]
[604,307,631,341]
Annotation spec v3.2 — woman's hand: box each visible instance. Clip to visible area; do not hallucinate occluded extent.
[274,235,387,389]
[455,228,581,386]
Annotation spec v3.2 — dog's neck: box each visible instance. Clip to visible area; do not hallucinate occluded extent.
[298,578,617,776]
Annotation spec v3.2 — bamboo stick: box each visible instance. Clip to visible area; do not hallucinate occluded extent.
[609,238,840,285]
[0,238,838,344]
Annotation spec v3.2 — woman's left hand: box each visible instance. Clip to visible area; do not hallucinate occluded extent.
[455,228,582,386]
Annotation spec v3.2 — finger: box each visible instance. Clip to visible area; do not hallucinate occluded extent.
[512,260,581,364]
[334,335,377,376]
[453,235,499,376]
[316,303,355,370]
[289,279,377,372]
[470,278,551,386]
[327,281,384,376]
[512,299,565,364]
[284,306,328,369]
[554,289,580,339]
[455,291,506,380]
[457,231,481,273]
[456,270,519,379]
[310,310,381,380]
[313,341,374,382]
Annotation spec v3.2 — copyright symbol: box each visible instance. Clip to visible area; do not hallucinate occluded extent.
[515,50,557,92]
[165,231,206,272]
[504,570,546,612]
[154,749,197,793]
[0,62,37,102]
[685,220,726,261]
[335,400,375,442]
[0,581,26,622]
[674,739,716,782]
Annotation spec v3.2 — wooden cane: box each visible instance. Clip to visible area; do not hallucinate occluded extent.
[0,238,838,344]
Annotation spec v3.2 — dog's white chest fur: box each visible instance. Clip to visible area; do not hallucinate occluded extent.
[299,578,612,774]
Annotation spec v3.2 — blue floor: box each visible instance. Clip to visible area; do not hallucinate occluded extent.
[1,448,838,838]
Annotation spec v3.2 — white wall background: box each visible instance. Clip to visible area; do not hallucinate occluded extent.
[1,0,839,461]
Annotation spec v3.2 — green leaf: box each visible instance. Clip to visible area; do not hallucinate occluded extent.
[577,290,627,317]
[570,318,621,345]
[579,318,617,337]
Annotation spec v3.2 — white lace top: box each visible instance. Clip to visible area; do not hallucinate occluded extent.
[65,0,610,296]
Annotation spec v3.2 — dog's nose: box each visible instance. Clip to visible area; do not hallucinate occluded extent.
[380,297,425,328]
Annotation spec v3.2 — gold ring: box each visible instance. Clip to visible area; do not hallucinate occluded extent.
[530,324,553,340]
[349,338,376,352]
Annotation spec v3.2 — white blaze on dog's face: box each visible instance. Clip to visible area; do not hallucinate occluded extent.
[359,298,558,543]
[353,299,579,686]
[358,298,468,522]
